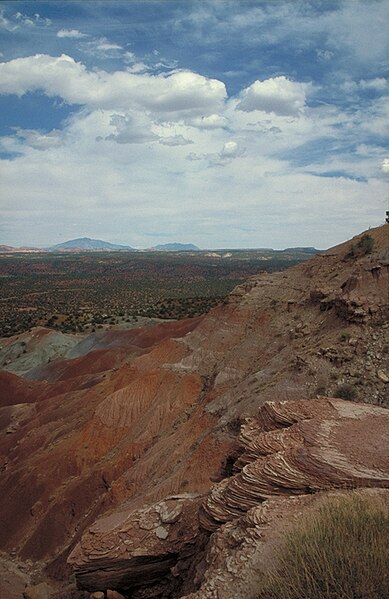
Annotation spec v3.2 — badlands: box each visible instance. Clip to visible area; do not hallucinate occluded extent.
[0,225,388,598]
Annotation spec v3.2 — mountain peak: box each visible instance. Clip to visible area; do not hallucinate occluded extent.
[49,237,133,251]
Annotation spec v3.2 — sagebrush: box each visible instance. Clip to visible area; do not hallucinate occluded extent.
[258,492,389,599]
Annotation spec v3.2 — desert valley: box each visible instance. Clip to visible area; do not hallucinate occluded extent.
[0,224,388,599]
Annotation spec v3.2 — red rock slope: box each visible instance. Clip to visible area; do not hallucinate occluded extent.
[0,225,388,597]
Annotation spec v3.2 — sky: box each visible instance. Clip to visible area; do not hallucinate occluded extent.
[0,0,388,249]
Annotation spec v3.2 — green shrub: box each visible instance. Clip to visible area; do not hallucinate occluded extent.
[357,233,374,254]
[335,383,357,400]
[347,234,374,258]
[258,493,389,599]
[339,330,351,342]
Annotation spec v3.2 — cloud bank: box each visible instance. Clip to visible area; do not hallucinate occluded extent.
[0,54,227,115]
[0,0,388,249]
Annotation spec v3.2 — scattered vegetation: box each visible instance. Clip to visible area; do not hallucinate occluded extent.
[0,249,313,337]
[335,382,357,400]
[347,233,374,258]
[339,330,351,342]
[258,492,389,599]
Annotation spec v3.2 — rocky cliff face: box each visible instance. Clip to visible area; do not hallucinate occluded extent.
[0,225,388,598]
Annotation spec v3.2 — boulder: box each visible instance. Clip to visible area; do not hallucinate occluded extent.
[69,494,203,593]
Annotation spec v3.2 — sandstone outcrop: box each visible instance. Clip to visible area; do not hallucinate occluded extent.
[331,263,388,323]
[69,494,203,595]
[23,582,53,599]
[68,398,389,595]
[200,398,389,531]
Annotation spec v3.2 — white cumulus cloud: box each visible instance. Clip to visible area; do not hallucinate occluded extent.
[0,9,51,30]
[80,37,123,58]
[0,9,17,31]
[186,140,244,167]
[316,49,334,61]
[220,141,240,158]
[0,54,226,116]
[125,62,149,74]
[236,76,309,116]
[57,29,87,39]
[15,11,51,27]
[95,38,122,51]
[145,70,226,113]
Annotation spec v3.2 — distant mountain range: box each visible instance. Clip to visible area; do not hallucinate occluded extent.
[0,238,321,253]
[49,238,134,251]
[49,239,201,252]
[152,243,200,251]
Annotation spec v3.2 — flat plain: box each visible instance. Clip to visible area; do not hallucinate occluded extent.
[0,248,316,337]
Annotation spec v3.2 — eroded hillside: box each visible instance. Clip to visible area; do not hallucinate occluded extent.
[0,225,388,598]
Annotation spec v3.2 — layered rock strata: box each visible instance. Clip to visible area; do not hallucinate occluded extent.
[200,399,389,531]
[317,262,389,323]
[68,494,204,595]
[69,398,389,595]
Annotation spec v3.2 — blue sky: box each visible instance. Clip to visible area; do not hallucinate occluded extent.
[0,0,388,248]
